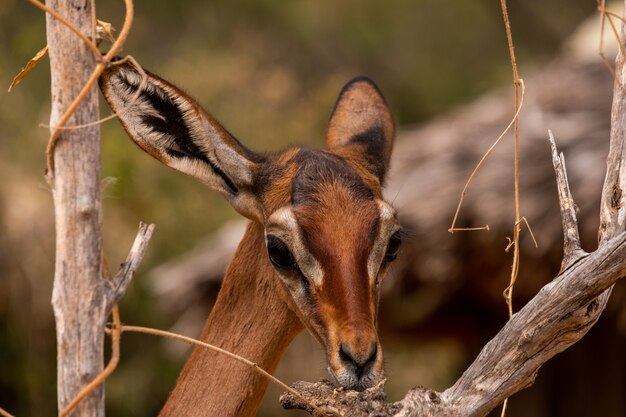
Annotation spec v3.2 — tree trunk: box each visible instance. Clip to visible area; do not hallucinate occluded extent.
[46,1,104,416]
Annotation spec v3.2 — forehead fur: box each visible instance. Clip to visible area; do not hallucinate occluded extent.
[254,148,377,216]
[255,149,300,214]
[289,150,380,270]
[291,149,374,205]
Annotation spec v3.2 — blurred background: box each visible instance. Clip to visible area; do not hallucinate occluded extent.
[1,0,623,416]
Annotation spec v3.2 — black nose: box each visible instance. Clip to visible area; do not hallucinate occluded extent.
[339,342,378,375]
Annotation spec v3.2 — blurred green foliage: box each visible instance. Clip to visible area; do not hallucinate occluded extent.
[0,0,594,416]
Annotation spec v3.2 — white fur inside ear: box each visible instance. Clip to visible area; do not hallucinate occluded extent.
[104,65,256,193]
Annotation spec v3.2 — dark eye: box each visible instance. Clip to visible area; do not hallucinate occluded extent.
[384,232,402,263]
[266,235,297,270]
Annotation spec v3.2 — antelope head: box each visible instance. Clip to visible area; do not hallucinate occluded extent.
[99,61,401,391]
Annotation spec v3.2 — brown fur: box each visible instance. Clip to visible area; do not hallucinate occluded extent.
[258,149,300,215]
[160,222,303,417]
[326,77,395,185]
[293,181,380,361]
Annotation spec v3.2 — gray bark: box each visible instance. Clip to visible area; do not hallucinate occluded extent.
[46,2,154,416]
[46,0,105,415]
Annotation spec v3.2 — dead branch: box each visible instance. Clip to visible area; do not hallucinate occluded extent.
[41,0,134,180]
[43,1,151,416]
[600,2,626,243]
[58,306,122,417]
[46,1,107,414]
[105,222,155,313]
[548,130,585,270]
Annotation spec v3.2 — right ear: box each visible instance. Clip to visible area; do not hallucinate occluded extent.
[99,60,265,221]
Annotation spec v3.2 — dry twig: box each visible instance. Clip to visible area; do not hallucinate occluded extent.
[105,222,155,312]
[548,130,585,270]
[33,0,135,180]
[114,325,333,417]
[41,56,149,131]
[447,80,525,234]
[498,1,524,414]
[7,46,48,93]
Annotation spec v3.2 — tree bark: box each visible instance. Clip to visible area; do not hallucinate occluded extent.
[46,1,105,416]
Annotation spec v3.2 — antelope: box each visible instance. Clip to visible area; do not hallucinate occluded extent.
[99,60,402,417]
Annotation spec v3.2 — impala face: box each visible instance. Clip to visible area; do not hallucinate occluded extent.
[100,61,400,391]
[262,152,402,390]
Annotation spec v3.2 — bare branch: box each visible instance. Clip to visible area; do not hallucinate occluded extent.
[548,130,585,270]
[28,0,101,57]
[105,222,155,312]
[280,380,391,417]
[600,0,626,243]
[42,0,135,180]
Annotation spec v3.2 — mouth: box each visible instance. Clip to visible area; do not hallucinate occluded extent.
[327,359,383,391]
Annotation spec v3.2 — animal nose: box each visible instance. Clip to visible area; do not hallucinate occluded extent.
[338,341,378,374]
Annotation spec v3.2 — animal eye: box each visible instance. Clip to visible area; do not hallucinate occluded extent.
[266,235,297,270]
[384,232,402,263]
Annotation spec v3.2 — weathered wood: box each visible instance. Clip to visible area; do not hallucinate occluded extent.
[46,0,104,416]
[548,130,586,270]
[45,2,150,416]
[600,2,626,244]
[105,222,155,313]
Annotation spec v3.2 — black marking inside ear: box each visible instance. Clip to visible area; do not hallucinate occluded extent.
[350,125,387,181]
[117,72,239,195]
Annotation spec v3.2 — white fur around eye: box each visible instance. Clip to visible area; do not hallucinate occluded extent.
[367,200,400,280]
[266,207,323,286]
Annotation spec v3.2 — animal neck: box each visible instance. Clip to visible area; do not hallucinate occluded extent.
[159,221,304,417]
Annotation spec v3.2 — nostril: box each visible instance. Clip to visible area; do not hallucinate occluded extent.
[364,343,377,367]
[339,342,378,370]
[339,343,355,366]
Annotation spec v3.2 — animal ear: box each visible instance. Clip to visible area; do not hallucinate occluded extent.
[326,76,395,184]
[99,60,264,221]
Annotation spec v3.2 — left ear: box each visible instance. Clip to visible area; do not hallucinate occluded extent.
[326,76,395,184]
